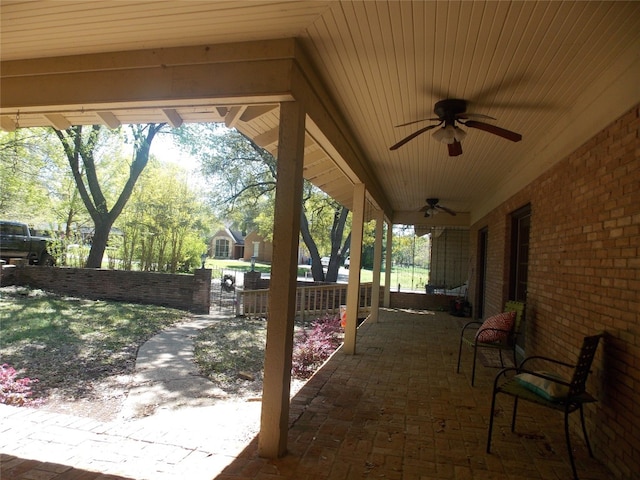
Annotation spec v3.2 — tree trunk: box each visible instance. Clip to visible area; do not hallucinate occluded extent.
[53,124,164,269]
[300,206,350,282]
[86,218,113,268]
[300,211,325,281]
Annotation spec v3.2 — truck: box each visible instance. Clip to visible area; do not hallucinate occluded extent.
[0,220,56,266]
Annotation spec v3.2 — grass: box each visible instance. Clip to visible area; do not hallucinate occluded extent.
[387,265,430,291]
[0,286,187,400]
[0,284,342,405]
[192,313,342,397]
[206,258,431,291]
[193,317,268,397]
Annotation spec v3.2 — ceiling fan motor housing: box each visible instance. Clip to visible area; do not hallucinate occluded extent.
[434,99,467,122]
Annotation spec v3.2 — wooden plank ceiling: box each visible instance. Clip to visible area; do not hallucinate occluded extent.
[2,1,639,227]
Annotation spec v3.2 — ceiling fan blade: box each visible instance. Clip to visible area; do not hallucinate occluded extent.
[457,112,496,121]
[390,124,439,150]
[448,140,463,156]
[395,117,440,128]
[465,120,522,142]
[436,205,457,216]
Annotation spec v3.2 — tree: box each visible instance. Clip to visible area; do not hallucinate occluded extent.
[177,124,351,281]
[301,190,351,281]
[53,124,165,268]
[0,129,60,223]
[118,162,210,272]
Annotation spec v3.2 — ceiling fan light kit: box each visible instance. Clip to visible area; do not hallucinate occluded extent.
[421,198,457,217]
[390,98,522,155]
[432,124,466,144]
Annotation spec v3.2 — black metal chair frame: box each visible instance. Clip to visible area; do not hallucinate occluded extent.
[456,300,525,386]
[486,333,603,480]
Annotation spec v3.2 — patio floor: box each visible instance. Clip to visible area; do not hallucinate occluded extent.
[1,308,613,479]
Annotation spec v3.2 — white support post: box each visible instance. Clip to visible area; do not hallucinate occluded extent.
[384,220,393,307]
[344,183,365,355]
[369,209,384,322]
[258,101,305,459]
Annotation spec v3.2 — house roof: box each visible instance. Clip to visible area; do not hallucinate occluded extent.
[228,228,245,246]
[2,1,639,227]
[213,227,245,246]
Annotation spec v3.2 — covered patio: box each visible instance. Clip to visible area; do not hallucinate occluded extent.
[1,2,638,478]
[1,309,613,480]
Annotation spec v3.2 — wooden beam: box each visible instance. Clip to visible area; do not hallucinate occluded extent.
[0,116,16,131]
[240,104,277,122]
[162,108,183,128]
[44,114,71,130]
[224,105,247,128]
[1,54,295,112]
[96,111,121,129]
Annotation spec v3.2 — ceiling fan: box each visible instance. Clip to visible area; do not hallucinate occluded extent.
[390,99,522,156]
[421,198,456,217]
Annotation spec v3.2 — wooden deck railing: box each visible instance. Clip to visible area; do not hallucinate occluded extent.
[236,282,374,319]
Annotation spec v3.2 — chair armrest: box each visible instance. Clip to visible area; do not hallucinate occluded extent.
[461,321,482,334]
[474,327,515,345]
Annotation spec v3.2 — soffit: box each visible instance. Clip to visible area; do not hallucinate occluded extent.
[2,1,639,227]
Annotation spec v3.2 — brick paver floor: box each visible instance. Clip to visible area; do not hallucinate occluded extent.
[1,309,614,479]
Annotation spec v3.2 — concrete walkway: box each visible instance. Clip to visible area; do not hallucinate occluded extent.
[1,311,263,480]
[121,313,231,418]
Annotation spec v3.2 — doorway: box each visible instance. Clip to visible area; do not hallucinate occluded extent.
[509,204,531,354]
[476,227,488,319]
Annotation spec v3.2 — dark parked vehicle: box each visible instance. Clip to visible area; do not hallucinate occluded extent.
[0,220,55,266]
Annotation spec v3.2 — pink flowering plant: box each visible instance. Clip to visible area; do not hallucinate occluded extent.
[292,313,343,379]
[0,364,40,406]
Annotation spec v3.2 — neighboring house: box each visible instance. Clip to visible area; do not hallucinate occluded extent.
[242,230,310,265]
[242,230,273,263]
[210,227,244,260]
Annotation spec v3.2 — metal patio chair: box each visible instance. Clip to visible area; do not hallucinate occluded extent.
[486,333,603,480]
[456,300,525,385]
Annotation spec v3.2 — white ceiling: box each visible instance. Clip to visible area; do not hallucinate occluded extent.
[2,1,639,226]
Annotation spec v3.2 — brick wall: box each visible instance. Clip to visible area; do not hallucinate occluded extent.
[389,292,454,311]
[14,266,212,314]
[0,264,17,286]
[469,105,639,479]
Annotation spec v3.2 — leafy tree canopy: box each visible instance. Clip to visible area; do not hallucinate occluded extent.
[176,123,353,281]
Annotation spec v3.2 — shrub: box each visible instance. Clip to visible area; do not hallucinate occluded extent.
[0,364,39,406]
[292,313,343,379]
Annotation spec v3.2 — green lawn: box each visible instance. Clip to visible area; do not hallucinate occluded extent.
[0,286,187,400]
[206,258,429,291]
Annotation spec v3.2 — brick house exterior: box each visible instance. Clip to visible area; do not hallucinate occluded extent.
[210,227,244,260]
[242,230,273,263]
[469,105,639,479]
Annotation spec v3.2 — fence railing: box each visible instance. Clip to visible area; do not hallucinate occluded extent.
[236,282,374,319]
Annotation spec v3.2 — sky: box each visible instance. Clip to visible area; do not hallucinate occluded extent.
[149,134,204,188]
